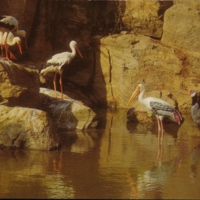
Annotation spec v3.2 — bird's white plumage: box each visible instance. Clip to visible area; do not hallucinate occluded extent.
[127,83,182,133]
[0,15,18,28]
[6,32,21,46]
[40,40,83,99]
[0,15,27,50]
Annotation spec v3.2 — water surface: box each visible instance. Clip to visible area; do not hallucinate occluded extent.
[0,109,200,199]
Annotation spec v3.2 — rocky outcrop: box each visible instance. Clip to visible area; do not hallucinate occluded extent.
[122,0,173,38]
[0,105,58,150]
[0,59,97,150]
[0,59,40,108]
[40,87,97,131]
[162,4,200,54]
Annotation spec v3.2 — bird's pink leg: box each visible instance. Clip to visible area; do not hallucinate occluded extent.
[59,71,64,99]
[8,50,16,60]
[3,35,10,60]
[53,73,57,98]
[157,117,164,142]
[3,44,10,61]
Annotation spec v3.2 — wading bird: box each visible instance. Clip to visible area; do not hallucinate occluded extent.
[40,40,83,99]
[127,84,182,138]
[0,15,28,50]
[190,90,200,125]
[0,31,22,60]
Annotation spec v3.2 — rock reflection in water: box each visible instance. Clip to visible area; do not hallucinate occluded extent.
[0,110,200,199]
[190,144,200,181]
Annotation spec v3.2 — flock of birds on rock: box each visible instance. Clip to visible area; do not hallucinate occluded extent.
[0,15,200,137]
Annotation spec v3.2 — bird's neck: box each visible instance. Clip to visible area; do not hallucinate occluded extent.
[192,94,198,106]
[138,89,145,103]
[70,47,76,58]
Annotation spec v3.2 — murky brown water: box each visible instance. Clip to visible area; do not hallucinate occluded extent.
[0,109,200,199]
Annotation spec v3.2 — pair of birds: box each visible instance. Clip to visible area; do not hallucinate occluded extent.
[0,16,83,100]
[127,84,200,134]
[0,15,27,60]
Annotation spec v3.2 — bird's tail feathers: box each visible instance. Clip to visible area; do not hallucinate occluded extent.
[174,109,182,125]
[40,65,57,76]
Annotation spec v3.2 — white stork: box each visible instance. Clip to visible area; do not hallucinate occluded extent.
[0,15,28,50]
[40,40,83,99]
[127,84,182,137]
[190,90,200,125]
[0,31,22,60]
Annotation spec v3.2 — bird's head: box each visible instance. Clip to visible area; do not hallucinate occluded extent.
[190,90,198,97]
[127,83,143,108]
[70,40,83,58]
[17,30,26,37]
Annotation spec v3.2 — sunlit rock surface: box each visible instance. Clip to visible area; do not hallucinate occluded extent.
[162,4,200,53]
[40,87,97,131]
[0,105,58,150]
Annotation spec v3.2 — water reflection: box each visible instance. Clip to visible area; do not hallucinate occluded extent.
[190,144,200,181]
[0,109,200,199]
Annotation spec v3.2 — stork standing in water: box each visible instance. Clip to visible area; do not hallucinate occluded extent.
[190,90,200,125]
[127,84,182,139]
[40,40,83,99]
[0,31,22,60]
[0,15,27,58]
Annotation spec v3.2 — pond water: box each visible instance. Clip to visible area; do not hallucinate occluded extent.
[0,109,200,199]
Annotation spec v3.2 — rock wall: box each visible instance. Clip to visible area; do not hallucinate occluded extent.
[0,0,199,113]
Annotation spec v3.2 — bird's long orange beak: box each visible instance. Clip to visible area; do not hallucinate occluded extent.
[76,47,83,58]
[17,43,22,54]
[127,85,140,108]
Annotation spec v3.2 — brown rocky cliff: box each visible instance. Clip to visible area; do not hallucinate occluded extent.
[0,0,199,114]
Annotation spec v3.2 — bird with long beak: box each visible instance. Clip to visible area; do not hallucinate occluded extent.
[0,31,22,60]
[40,40,83,99]
[0,15,28,50]
[127,84,182,137]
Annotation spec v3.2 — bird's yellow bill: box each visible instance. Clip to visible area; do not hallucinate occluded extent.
[76,48,83,58]
[126,85,140,108]
[18,43,22,54]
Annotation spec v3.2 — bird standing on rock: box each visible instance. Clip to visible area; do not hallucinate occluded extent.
[127,84,183,139]
[0,15,28,49]
[40,40,83,99]
[190,90,200,125]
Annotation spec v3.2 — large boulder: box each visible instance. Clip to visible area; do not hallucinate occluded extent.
[94,34,185,110]
[162,4,200,53]
[40,87,97,131]
[0,105,59,150]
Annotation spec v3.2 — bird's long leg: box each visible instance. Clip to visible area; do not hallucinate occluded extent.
[156,116,161,140]
[160,120,164,142]
[53,73,57,98]
[59,71,64,99]
[157,117,164,143]
[8,50,16,60]
[0,45,4,57]
[3,34,10,61]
